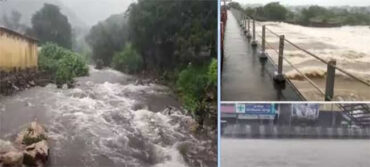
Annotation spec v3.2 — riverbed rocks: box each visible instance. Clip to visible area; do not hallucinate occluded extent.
[0,151,24,167]
[0,121,49,167]
[23,140,49,166]
[0,69,50,96]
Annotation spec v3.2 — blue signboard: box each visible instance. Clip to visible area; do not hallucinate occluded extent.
[234,104,276,120]
[244,104,275,115]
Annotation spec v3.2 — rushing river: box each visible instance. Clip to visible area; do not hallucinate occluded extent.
[221,138,370,167]
[0,67,216,167]
[254,21,370,100]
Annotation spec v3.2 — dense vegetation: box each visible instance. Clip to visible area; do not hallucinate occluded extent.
[85,14,129,66]
[237,2,370,26]
[112,43,143,74]
[38,43,89,87]
[27,3,73,49]
[86,0,217,128]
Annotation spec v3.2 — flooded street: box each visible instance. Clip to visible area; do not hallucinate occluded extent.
[221,138,370,167]
[254,21,370,100]
[0,67,216,167]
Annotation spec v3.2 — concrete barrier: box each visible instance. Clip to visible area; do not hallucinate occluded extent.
[222,124,370,139]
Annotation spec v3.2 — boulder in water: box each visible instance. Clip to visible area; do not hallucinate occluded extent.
[0,151,24,166]
[15,121,47,146]
[23,140,49,166]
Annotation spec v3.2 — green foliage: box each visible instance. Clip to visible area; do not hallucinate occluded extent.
[228,2,243,10]
[207,59,218,88]
[28,3,72,49]
[263,2,288,21]
[22,134,47,146]
[237,3,370,26]
[38,43,89,87]
[176,60,217,118]
[111,43,143,74]
[301,6,331,25]
[128,0,217,70]
[86,14,129,66]
[176,64,208,113]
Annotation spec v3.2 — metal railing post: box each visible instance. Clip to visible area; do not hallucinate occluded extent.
[273,35,285,83]
[259,25,267,59]
[247,17,251,39]
[243,15,246,29]
[325,59,336,101]
[244,16,247,33]
[243,15,247,34]
[240,14,243,28]
[251,18,257,47]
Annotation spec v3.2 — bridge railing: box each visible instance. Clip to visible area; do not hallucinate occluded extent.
[231,8,370,101]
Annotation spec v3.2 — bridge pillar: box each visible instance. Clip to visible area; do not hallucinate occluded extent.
[325,59,337,101]
[273,35,286,83]
[259,25,268,60]
[251,18,257,47]
[246,17,251,39]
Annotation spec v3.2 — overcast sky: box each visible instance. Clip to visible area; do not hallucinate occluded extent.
[232,0,370,7]
[59,0,133,26]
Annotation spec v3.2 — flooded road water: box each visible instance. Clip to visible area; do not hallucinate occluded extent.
[221,138,370,167]
[254,21,370,100]
[0,67,216,167]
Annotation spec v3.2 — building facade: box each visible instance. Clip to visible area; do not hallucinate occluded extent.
[0,27,38,71]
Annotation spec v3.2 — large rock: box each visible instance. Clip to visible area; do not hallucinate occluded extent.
[23,140,49,166]
[0,140,16,154]
[1,122,48,167]
[0,151,24,166]
[15,121,47,146]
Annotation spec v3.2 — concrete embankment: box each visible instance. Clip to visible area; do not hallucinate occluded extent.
[222,124,370,139]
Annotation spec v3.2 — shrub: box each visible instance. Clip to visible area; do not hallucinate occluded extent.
[38,43,89,87]
[176,60,217,124]
[112,43,143,74]
[207,59,217,88]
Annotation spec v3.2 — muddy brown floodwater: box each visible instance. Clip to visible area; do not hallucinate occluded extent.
[254,21,370,101]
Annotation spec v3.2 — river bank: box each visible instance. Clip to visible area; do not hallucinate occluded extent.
[0,67,217,167]
[0,69,51,96]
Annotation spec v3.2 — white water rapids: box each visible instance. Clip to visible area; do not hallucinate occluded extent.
[0,67,216,167]
[254,21,370,100]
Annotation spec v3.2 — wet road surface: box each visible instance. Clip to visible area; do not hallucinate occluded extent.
[221,11,302,101]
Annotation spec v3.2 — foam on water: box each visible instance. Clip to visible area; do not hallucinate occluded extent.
[1,68,214,167]
[255,21,370,100]
[42,69,206,166]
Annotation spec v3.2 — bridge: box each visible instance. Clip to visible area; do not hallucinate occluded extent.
[221,8,370,101]
[339,103,370,127]
[221,10,303,101]
[220,103,370,138]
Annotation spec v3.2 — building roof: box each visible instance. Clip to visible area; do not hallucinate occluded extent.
[0,26,38,43]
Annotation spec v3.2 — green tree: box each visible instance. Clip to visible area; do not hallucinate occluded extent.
[128,0,217,71]
[111,43,143,74]
[263,2,288,21]
[228,2,243,10]
[38,43,88,87]
[86,14,129,66]
[29,4,72,49]
[301,6,330,25]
